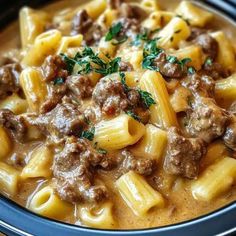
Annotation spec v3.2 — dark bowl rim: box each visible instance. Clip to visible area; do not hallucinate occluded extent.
[1,194,236,234]
[0,0,236,235]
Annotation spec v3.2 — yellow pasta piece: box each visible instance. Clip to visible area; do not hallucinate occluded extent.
[20,68,47,113]
[22,29,62,66]
[175,1,213,27]
[170,86,191,113]
[57,34,83,54]
[140,0,160,13]
[85,0,107,20]
[211,31,236,72]
[0,93,28,115]
[215,73,236,102]
[0,127,11,160]
[97,9,118,28]
[116,171,164,216]
[132,124,167,160]
[200,142,228,169]
[0,162,19,196]
[77,202,116,229]
[20,7,49,47]
[157,17,190,49]
[191,157,236,201]
[140,71,178,128]
[170,45,203,70]
[98,37,117,57]
[21,145,53,179]
[142,11,174,30]
[93,114,145,150]
[29,186,72,219]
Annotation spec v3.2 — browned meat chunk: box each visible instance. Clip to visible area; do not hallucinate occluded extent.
[186,97,228,143]
[223,116,236,151]
[119,61,133,72]
[229,101,236,115]
[153,52,184,78]
[41,55,68,82]
[66,75,93,99]
[120,3,147,21]
[194,34,218,60]
[53,137,113,203]
[92,78,141,115]
[120,150,156,176]
[182,73,215,97]
[0,109,27,142]
[71,10,93,36]
[71,10,103,45]
[115,17,139,39]
[40,83,67,113]
[202,61,229,80]
[108,0,124,9]
[0,63,21,99]
[164,127,206,179]
[187,27,206,41]
[28,102,87,138]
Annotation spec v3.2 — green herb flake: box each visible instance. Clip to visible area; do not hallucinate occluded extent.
[131,28,149,46]
[125,111,141,122]
[60,53,77,74]
[105,22,122,41]
[205,57,213,66]
[179,58,191,69]
[138,89,156,108]
[120,72,129,92]
[142,38,163,71]
[112,35,128,45]
[188,66,196,75]
[151,28,161,34]
[170,36,174,42]
[97,148,107,155]
[80,127,95,141]
[54,77,64,85]
[167,55,178,64]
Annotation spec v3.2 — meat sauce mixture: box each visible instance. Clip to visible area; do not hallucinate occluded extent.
[0,0,236,230]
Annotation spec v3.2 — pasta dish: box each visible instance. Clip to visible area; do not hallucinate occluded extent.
[0,0,236,229]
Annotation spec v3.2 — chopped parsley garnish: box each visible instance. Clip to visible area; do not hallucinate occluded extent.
[138,89,156,108]
[179,58,192,69]
[126,111,141,122]
[80,127,95,141]
[54,77,64,85]
[142,38,163,71]
[205,57,213,66]
[167,56,191,69]
[167,55,178,64]
[61,47,121,76]
[120,72,129,92]
[188,66,196,75]
[151,28,161,34]
[112,35,128,45]
[105,22,123,41]
[94,142,107,155]
[97,148,107,155]
[131,28,149,46]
